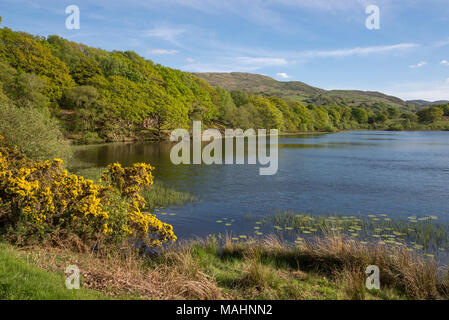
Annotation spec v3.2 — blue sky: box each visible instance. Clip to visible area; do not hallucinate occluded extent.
[1,0,449,100]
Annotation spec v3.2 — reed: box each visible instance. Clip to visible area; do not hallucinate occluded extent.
[262,211,449,255]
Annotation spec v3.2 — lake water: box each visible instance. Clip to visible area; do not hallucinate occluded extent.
[73,131,449,240]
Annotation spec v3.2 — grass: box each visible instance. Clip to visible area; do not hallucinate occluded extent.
[0,242,109,300]
[2,233,448,300]
[141,182,195,211]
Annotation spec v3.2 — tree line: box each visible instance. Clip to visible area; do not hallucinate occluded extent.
[0,23,447,161]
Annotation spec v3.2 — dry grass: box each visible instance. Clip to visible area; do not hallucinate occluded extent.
[217,234,449,299]
[298,235,446,299]
[9,234,449,300]
[20,243,222,300]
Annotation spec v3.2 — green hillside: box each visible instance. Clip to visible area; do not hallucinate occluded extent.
[195,72,409,109]
[195,72,324,98]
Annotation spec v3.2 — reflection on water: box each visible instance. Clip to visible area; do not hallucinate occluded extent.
[73,131,449,239]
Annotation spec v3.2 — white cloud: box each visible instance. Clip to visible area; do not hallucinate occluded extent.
[181,41,419,73]
[276,72,290,79]
[144,27,186,45]
[441,60,449,66]
[148,49,179,55]
[182,63,243,73]
[235,57,288,66]
[183,56,288,72]
[409,61,427,68]
[303,43,418,58]
[434,37,449,48]
[186,57,195,63]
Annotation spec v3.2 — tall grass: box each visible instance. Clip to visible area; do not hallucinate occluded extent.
[5,233,449,300]
[141,182,195,211]
[215,234,449,299]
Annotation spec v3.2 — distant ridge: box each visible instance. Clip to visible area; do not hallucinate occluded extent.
[406,100,449,106]
[194,72,324,97]
[195,72,442,109]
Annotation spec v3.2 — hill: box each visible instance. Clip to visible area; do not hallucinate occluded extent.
[407,100,449,107]
[195,72,409,109]
[195,72,324,97]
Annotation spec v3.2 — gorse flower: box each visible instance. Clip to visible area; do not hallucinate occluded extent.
[0,135,176,247]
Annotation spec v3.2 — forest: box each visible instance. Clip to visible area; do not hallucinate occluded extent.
[1,22,449,162]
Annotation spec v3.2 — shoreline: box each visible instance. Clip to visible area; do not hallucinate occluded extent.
[67,128,449,147]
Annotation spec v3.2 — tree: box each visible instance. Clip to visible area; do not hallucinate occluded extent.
[71,58,103,84]
[8,73,50,109]
[387,107,400,118]
[211,86,237,124]
[288,101,312,131]
[309,106,333,131]
[0,100,72,161]
[63,86,99,109]
[351,107,369,123]
[0,28,74,101]
[433,104,449,116]
[231,90,249,107]
[417,106,444,122]
[0,61,50,109]
[375,113,388,123]
[250,96,284,129]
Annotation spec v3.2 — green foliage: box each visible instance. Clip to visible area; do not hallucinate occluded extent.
[0,28,74,102]
[250,96,284,129]
[231,90,249,107]
[351,107,369,123]
[0,61,50,109]
[438,104,449,116]
[417,106,444,123]
[63,85,99,110]
[375,113,388,123]
[0,101,72,161]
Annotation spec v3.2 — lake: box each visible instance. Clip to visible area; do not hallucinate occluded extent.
[73,131,449,240]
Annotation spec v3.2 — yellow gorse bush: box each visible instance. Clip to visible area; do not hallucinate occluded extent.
[101,162,177,246]
[0,135,176,247]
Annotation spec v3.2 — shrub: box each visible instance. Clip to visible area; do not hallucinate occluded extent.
[0,135,176,248]
[387,122,404,131]
[0,101,72,161]
[79,132,103,144]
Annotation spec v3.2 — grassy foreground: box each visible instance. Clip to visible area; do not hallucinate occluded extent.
[0,242,109,299]
[1,234,448,300]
